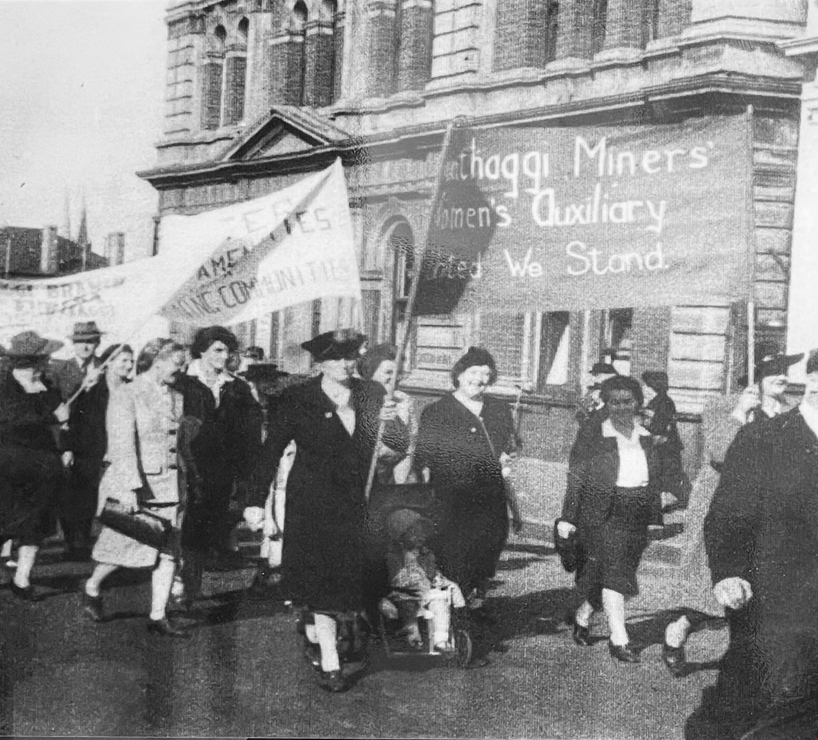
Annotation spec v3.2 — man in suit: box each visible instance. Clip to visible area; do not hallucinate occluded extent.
[686,350,818,739]
[49,321,103,561]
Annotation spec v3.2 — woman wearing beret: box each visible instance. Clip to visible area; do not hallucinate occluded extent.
[173,326,263,605]
[244,329,407,693]
[559,374,665,663]
[414,347,521,624]
[0,331,69,600]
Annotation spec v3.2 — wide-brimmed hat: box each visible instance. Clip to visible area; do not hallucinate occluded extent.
[739,344,804,385]
[70,321,103,343]
[6,331,63,358]
[358,343,398,381]
[806,350,818,376]
[301,329,367,362]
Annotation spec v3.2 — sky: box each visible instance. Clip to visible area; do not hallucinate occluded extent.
[0,0,168,261]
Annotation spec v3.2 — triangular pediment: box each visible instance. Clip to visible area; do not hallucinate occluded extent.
[223,105,349,162]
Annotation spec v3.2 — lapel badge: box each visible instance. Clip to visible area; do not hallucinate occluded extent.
[325,411,333,419]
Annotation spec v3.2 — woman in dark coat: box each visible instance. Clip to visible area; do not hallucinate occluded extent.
[173,326,262,601]
[0,331,69,600]
[244,329,406,693]
[414,346,521,620]
[559,374,665,663]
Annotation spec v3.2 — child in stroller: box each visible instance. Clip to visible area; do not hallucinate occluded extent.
[380,508,466,655]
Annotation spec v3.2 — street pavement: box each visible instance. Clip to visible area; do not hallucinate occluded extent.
[0,530,725,740]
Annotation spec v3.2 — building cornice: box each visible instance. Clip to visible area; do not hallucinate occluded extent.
[139,73,801,189]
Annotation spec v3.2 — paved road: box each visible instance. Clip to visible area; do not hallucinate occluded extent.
[0,536,724,739]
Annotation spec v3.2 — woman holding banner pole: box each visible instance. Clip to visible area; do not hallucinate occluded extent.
[243,329,406,693]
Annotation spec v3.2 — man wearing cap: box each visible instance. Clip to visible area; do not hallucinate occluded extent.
[49,321,104,561]
[686,350,818,738]
[49,321,103,402]
[244,329,407,692]
[0,331,70,599]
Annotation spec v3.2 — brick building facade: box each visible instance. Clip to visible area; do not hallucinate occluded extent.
[140,0,818,473]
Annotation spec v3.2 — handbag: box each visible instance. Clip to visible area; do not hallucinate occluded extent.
[553,518,585,574]
[98,497,173,550]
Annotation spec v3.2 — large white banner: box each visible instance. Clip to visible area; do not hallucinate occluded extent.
[159,158,361,326]
[0,160,360,348]
[0,252,201,347]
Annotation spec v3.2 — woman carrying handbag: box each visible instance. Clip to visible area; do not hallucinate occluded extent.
[81,339,189,637]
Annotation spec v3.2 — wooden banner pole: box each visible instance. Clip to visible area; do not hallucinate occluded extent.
[364,118,464,500]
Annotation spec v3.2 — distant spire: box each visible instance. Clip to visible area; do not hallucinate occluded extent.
[78,195,89,272]
[62,191,72,240]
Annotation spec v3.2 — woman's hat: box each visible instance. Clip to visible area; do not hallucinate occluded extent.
[242,363,289,383]
[739,343,804,384]
[70,321,103,343]
[301,329,367,361]
[590,362,617,376]
[358,343,398,380]
[641,371,669,390]
[5,331,63,358]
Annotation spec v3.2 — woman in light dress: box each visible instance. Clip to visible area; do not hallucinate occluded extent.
[81,339,189,638]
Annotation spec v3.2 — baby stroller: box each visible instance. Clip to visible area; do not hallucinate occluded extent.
[368,485,473,668]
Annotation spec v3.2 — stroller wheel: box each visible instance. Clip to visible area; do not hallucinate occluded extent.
[454,629,473,668]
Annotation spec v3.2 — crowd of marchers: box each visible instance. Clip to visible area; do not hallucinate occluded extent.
[0,321,816,738]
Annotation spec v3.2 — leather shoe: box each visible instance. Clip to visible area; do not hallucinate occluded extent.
[146,617,190,638]
[572,623,591,647]
[81,586,104,622]
[318,669,349,693]
[10,582,39,602]
[608,641,640,663]
[662,641,686,678]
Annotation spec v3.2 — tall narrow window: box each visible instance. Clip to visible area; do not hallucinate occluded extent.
[604,308,633,376]
[545,1,560,63]
[591,0,608,56]
[293,2,309,105]
[201,25,226,130]
[641,0,660,46]
[539,312,572,387]
[305,0,339,107]
[223,17,248,125]
[390,222,415,343]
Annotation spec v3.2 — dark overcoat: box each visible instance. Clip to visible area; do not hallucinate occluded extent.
[693,408,818,737]
[414,393,514,595]
[174,372,262,551]
[562,429,662,599]
[251,375,406,612]
[63,376,110,524]
[48,357,101,402]
[0,369,63,543]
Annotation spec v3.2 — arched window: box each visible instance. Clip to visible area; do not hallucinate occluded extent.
[305,0,341,106]
[201,25,226,130]
[223,18,249,125]
[292,1,309,105]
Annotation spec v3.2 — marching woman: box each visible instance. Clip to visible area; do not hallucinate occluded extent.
[660,349,801,677]
[414,347,522,623]
[559,374,667,663]
[173,326,262,603]
[244,329,406,693]
[81,339,189,637]
[0,332,69,600]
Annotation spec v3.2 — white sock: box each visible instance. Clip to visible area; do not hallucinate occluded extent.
[13,545,37,588]
[314,613,341,672]
[305,624,319,644]
[665,616,691,648]
[149,556,176,621]
[86,564,117,597]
